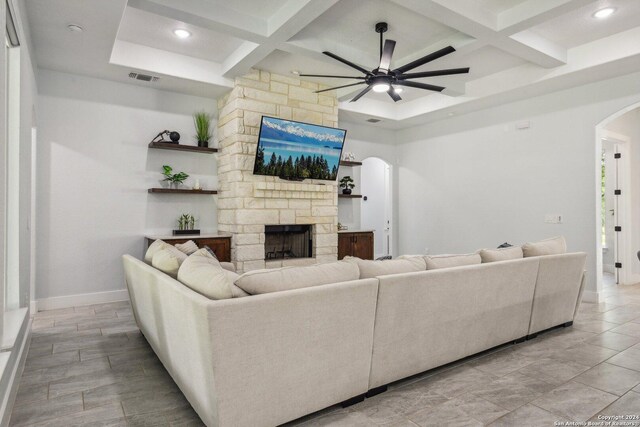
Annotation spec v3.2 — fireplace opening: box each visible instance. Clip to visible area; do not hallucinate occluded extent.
[264,225,312,260]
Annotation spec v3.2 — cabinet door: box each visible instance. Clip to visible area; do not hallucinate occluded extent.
[197,238,231,262]
[338,233,353,260]
[352,233,374,260]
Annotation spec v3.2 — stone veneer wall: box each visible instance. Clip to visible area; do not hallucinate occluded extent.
[217,69,340,272]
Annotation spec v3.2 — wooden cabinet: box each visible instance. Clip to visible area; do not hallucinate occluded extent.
[338,231,374,260]
[146,235,231,262]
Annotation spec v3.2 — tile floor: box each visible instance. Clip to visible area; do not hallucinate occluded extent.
[10,283,640,426]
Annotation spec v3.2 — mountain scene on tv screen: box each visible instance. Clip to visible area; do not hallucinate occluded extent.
[253,117,345,180]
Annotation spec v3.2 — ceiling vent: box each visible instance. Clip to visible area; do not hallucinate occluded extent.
[128,72,159,82]
[366,118,381,123]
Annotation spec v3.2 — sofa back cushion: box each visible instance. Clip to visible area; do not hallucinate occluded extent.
[522,236,567,257]
[151,246,188,278]
[177,249,247,299]
[346,256,426,279]
[175,240,199,255]
[424,253,481,270]
[479,246,524,263]
[145,239,169,264]
[235,261,359,295]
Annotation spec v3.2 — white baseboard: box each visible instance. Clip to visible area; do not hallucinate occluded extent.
[582,290,602,303]
[32,289,130,312]
[0,316,30,426]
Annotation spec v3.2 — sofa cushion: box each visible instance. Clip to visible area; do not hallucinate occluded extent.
[151,246,188,278]
[479,246,524,263]
[220,262,236,273]
[175,240,199,255]
[144,239,169,264]
[177,249,247,299]
[522,236,567,257]
[346,256,426,279]
[424,253,481,270]
[234,261,359,295]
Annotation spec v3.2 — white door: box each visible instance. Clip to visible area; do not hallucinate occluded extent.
[361,158,392,258]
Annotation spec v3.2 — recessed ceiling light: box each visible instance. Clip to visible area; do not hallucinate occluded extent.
[173,29,191,39]
[67,24,84,33]
[593,7,616,19]
[372,83,390,93]
[291,70,300,75]
[393,86,403,93]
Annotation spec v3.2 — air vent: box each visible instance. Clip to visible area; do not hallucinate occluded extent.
[366,118,381,123]
[128,72,159,82]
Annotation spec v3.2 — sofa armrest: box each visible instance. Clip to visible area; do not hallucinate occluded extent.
[205,279,379,427]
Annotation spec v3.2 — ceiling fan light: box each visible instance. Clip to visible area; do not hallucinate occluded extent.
[173,29,191,39]
[372,83,390,93]
[393,86,403,93]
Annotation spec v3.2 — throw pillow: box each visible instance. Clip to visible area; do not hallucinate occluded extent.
[424,253,481,270]
[151,246,188,278]
[346,256,426,279]
[203,245,218,260]
[220,262,236,273]
[479,246,524,263]
[144,239,169,264]
[234,261,359,295]
[522,236,567,257]
[177,249,247,299]
[175,240,199,255]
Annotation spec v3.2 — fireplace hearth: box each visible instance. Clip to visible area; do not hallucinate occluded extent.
[264,225,312,260]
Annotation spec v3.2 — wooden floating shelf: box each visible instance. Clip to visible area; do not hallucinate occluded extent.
[148,188,218,195]
[148,141,218,153]
[340,160,362,167]
[338,194,363,199]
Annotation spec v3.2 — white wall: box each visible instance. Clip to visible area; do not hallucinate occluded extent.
[36,70,217,302]
[338,121,398,255]
[396,71,640,302]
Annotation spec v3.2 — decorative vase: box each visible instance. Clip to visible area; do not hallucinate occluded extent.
[197,140,209,148]
[171,182,180,190]
[342,188,352,195]
[169,131,180,143]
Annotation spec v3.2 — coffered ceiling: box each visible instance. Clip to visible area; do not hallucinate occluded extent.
[25,0,640,128]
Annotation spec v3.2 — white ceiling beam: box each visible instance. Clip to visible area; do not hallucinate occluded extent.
[497,0,592,34]
[390,0,566,68]
[222,0,339,77]
[127,0,268,43]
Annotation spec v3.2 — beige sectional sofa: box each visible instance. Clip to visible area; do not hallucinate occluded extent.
[123,240,586,427]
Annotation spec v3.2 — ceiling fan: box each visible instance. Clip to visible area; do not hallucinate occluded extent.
[300,22,470,102]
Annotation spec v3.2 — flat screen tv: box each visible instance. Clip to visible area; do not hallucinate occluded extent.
[253,116,347,181]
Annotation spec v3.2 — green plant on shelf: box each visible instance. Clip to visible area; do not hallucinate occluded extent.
[194,111,213,147]
[178,213,196,231]
[162,165,189,184]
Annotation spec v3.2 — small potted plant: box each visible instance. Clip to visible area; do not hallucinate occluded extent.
[339,176,355,195]
[194,111,212,148]
[174,213,199,235]
[162,165,189,189]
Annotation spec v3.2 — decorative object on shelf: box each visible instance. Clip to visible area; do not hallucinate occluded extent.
[162,165,189,189]
[342,152,356,161]
[194,111,213,148]
[338,222,348,231]
[174,213,200,235]
[151,130,181,144]
[193,179,201,190]
[339,176,355,195]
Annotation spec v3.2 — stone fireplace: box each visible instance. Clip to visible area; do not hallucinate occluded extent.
[216,69,339,272]
[264,225,312,260]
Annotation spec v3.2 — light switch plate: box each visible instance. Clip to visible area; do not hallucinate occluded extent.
[545,214,562,224]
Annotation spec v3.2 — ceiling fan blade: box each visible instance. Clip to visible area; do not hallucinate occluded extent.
[387,88,402,102]
[378,39,396,73]
[299,74,366,79]
[350,85,372,102]
[315,81,366,93]
[396,80,445,92]
[398,67,470,80]
[323,51,371,75]
[393,46,456,74]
